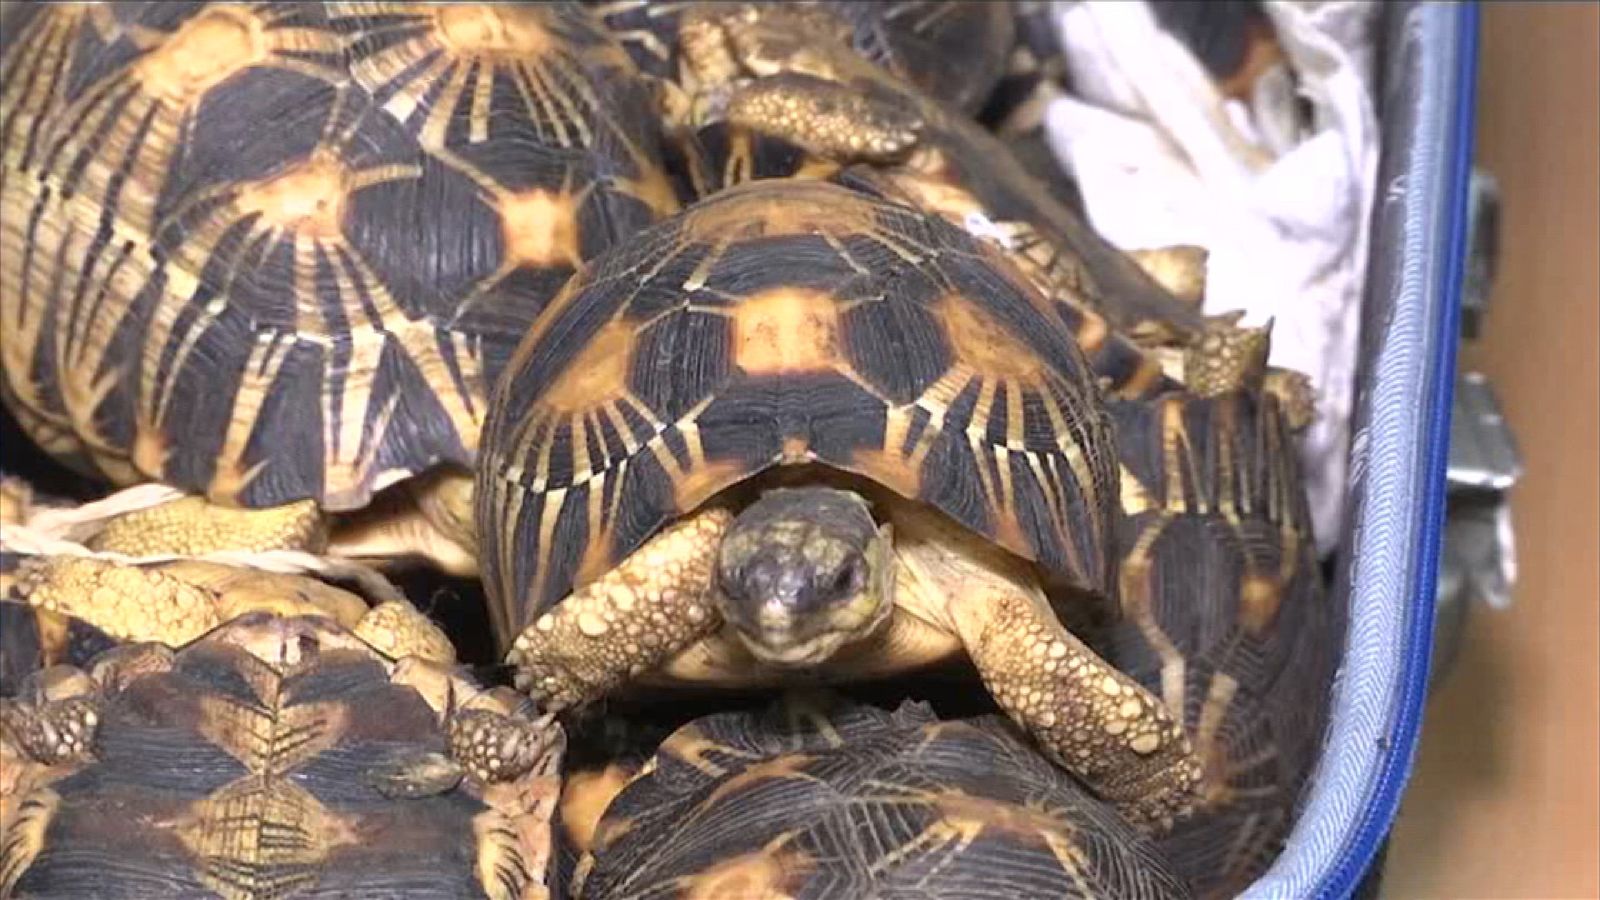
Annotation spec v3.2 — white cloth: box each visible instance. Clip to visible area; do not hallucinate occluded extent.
[1042,1,1382,556]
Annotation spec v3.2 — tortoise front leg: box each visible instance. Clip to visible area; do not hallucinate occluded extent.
[676,5,923,165]
[506,508,733,712]
[895,522,1203,831]
[953,587,1203,831]
[720,73,923,164]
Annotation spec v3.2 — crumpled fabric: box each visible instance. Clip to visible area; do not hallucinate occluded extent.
[1042,1,1382,556]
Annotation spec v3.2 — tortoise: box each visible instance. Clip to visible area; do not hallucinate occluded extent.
[0,1,679,574]
[476,177,1205,831]
[1096,371,1340,897]
[0,609,564,899]
[570,692,1194,899]
[656,1,1279,402]
[585,1,1017,117]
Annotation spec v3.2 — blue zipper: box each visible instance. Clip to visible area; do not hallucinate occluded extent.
[1318,4,1481,896]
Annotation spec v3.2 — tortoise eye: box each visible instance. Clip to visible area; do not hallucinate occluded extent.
[832,561,864,596]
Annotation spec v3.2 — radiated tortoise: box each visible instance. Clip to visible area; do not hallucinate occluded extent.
[571,692,1194,899]
[1097,359,1340,897]
[477,178,1205,831]
[0,609,563,899]
[0,1,679,574]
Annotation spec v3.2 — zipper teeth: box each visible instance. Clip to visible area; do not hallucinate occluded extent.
[1320,4,1481,896]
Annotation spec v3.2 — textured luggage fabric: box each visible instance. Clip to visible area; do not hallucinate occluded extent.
[1242,3,1479,897]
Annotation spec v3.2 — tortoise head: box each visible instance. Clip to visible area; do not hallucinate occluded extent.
[714,487,893,668]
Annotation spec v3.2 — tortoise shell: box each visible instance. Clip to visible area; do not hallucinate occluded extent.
[0,2,677,512]
[0,611,564,899]
[573,694,1193,899]
[1097,387,1339,897]
[686,126,1184,400]
[584,1,1017,116]
[476,178,1118,646]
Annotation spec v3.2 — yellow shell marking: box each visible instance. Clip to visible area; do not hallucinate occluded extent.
[133,5,268,105]
[678,844,811,900]
[432,4,556,57]
[936,291,1046,385]
[534,319,635,416]
[499,187,586,270]
[731,288,842,376]
[680,181,887,246]
[232,151,352,241]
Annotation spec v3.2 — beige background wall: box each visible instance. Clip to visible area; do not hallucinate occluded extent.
[1384,4,1600,899]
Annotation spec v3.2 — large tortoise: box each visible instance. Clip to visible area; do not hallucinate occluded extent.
[0,609,563,899]
[1099,377,1340,897]
[571,692,1194,899]
[476,178,1204,831]
[0,2,679,572]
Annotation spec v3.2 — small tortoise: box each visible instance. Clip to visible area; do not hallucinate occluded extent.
[572,692,1194,899]
[585,1,1017,117]
[0,610,564,900]
[0,2,679,573]
[659,1,1270,399]
[1098,368,1339,897]
[477,178,1204,830]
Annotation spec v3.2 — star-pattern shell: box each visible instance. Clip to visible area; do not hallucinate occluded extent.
[575,697,1193,900]
[0,2,677,511]
[477,178,1118,645]
[583,0,1016,115]
[0,615,563,899]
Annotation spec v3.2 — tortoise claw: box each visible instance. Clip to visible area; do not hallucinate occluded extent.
[1264,368,1319,432]
[0,688,100,766]
[449,707,560,785]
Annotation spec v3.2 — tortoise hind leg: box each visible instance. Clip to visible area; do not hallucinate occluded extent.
[0,666,100,767]
[327,469,480,577]
[1175,317,1320,431]
[676,5,923,165]
[722,73,923,164]
[86,495,326,556]
[893,518,1202,832]
[506,509,734,712]
[13,557,454,663]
